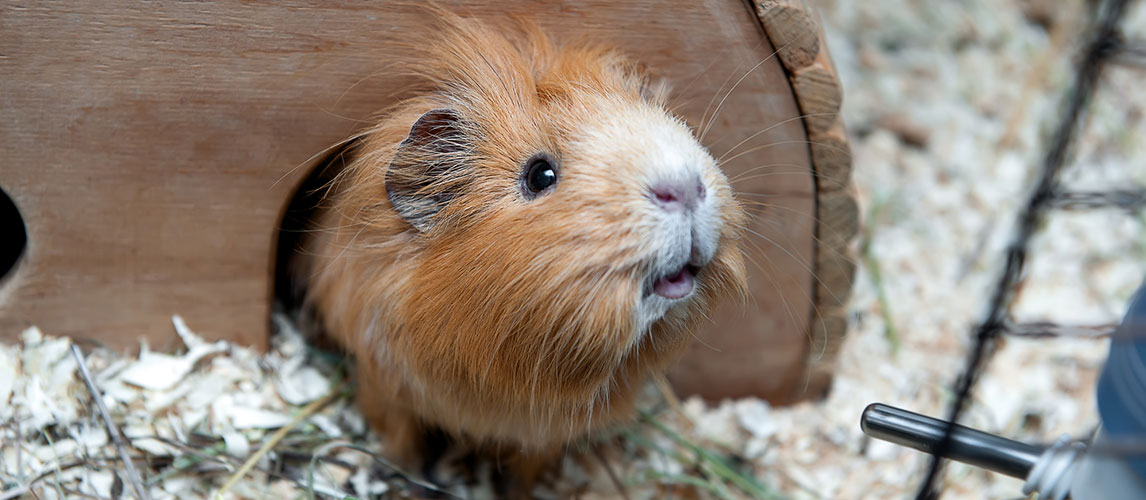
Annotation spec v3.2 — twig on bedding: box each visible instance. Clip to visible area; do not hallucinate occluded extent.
[70,344,152,500]
[0,485,30,500]
[214,381,343,500]
[652,373,687,421]
[304,441,459,498]
[592,445,632,500]
[0,457,117,499]
[640,413,784,500]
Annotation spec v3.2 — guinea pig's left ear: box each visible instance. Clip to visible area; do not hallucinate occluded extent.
[385,108,470,232]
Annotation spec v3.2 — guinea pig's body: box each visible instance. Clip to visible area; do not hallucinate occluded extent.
[294,14,746,478]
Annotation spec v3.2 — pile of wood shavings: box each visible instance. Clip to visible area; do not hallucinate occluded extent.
[5,1,1146,499]
[0,316,413,499]
[0,316,790,499]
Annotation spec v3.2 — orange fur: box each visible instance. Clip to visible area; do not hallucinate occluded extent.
[295,13,747,481]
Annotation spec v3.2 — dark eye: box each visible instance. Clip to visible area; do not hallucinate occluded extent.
[523,155,557,197]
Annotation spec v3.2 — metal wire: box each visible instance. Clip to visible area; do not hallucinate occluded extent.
[914,0,1135,497]
[1050,189,1146,211]
[1112,38,1146,69]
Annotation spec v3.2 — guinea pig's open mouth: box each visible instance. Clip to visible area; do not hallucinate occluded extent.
[650,264,701,300]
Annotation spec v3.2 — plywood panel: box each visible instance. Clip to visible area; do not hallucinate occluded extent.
[0,0,818,402]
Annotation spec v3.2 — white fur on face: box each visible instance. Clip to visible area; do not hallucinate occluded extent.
[565,97,729,343]
[633,127,725,337]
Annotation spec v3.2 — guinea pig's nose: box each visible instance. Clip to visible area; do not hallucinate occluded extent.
[650,178,705,213]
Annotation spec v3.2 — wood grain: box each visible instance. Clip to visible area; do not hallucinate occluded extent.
[0,0,817,405]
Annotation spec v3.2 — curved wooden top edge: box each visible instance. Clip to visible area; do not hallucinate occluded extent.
[754,0,858,401]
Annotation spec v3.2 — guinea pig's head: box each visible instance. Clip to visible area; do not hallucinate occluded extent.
[345,17,746,414]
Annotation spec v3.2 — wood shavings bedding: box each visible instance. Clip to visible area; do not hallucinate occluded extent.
[1,318,373,500]
[0,317,785,499]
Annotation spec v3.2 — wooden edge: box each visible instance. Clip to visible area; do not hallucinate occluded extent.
[817,186,859,250]
[810,120,852,192]
[754,0,858,401]
[814,205,857,309]
[800,307,849,398]
[791,57,842,134]
[754,0,820,70]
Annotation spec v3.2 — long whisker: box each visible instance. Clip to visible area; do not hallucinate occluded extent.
[727,162,806,180]
[738,235,805,344]
[734,220,849,307]
[732,171,837,184]
[717,112,842,163]
[697,43,765,143]
[720,136,848,167]
[699,41,792,143]
[730,168,833,184]
[675,38,769,122]
[739,200,859,268]
[730,192,805,200]
[271,133,366,190]
[737,228,830,355]
[329,65,419,116]
[737,198,838,229]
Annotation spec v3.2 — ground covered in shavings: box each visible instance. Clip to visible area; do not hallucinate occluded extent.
[4,1,1146,499]
[0,315,790,500]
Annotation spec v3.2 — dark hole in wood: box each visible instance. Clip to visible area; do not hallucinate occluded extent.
[273,139,362,312]
[0,186,27,284]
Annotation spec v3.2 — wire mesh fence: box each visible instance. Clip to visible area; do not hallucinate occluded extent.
[914,0,1145,497]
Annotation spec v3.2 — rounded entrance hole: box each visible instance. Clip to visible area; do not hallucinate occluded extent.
[0,186,27,283]
[273,139,361,311]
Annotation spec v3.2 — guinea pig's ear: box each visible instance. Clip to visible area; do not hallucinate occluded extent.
[385,108,470,232]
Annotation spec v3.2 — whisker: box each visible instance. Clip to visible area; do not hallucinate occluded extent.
[697,45,763,143]
[732,171,841,185]
[684,307,724,353]
[727,162,808,181]
[734,222,849,307]
[738,232,829,354]
[737,198,829,226]
[699,41,792,142]
[720,136,849,167]
[717,112,842,163]
[271,134,365,190]
[673,39,768,122]
[739,202,860,269]
[738,236,804,345]
[731,192,805,200]
[730,171,829,184]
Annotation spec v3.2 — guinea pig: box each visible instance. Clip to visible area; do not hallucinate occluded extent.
[292,12,747,486]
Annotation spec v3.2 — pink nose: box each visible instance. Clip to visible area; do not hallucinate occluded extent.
[650,178,705,212]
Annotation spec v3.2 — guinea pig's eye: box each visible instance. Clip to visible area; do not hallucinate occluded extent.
[522,154,558,198]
